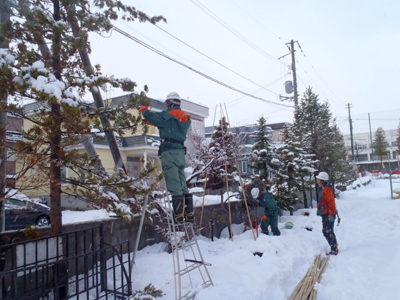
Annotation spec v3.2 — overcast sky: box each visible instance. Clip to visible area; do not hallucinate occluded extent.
[88,0,400,135]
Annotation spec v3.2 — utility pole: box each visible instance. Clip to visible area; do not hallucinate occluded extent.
[0,0,10,232]
[346,104,355,166]
[287,40,299,108]
[279,40,299,110]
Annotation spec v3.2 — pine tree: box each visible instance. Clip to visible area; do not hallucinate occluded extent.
[0,0,164,235]
[273,124,300,213]
[205,117,239,191]
[327,120,354,193]
[373,127,389,164]
[293,87,332,173]
[291,86,356,200]
[250,116,274,184]
[273,123,316,211]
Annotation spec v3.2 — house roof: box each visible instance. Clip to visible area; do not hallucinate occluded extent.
[205,122,287,134]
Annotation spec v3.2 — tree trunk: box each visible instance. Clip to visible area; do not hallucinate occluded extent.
[50,0,63,236]
[301,176,308,208]
[0,0,10,232]
[68,14,127,174]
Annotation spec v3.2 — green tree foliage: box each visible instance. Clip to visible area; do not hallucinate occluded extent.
[293,87,332,172]
[250,116,274,184]
[327,120,355,193]
[0,0,165,233]
[290,87,354,198]
[273,123,316,211]
[373,127,389,163]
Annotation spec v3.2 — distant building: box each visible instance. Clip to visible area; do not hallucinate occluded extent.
[5,114,23,188]
[343,129,399,172]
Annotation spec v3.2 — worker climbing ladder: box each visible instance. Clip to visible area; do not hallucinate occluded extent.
[158,191,213,300]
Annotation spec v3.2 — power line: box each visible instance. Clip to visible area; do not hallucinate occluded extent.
[190,0,287,67]
[227,0,283,41]
[111,25,294,109]
[296,42,346,105]
[154,23,278,96]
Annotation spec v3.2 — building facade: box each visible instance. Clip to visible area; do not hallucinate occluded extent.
[343,129,400,172]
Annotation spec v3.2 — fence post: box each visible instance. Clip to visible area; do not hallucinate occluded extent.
[390,173,393,200]
[100,223,108,292]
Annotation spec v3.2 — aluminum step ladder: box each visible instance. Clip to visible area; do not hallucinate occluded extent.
[159,193,213,300]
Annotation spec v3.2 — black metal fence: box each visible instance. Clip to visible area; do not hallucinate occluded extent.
[0,225,132,299]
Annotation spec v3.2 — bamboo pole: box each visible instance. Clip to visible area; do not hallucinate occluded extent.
[288,254,330,300]
[223,103,256,240]
[220,105,233,240]
[200,105,218,228]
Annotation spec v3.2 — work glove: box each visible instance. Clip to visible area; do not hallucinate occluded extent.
[316,210,322,217]
[139,106,148,113]
[329,215,334,222]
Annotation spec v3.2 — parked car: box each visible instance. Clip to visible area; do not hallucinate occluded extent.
[4,190,51,231]
[392,169,400,175]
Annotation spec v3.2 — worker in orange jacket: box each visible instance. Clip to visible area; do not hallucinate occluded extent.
[316,172,338,255]
[140,92,192,223]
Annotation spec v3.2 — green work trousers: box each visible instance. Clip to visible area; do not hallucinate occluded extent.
[260,214,281,236]
[161,149,189,195]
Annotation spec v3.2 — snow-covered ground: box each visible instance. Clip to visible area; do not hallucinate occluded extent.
[129,177,400,300]
[60,177,400,299]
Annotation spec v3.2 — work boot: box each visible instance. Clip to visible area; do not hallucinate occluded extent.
[172,195,185,223]
[184,193,194,223]
[327,245,339,255]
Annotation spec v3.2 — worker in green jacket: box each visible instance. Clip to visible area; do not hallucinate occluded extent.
[140,92,193,223]
[251,187,281,236]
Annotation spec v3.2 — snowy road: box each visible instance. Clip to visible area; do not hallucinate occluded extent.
[131,178,400,300]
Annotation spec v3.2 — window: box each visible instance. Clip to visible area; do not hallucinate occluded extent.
[242,161,247,173]
[127,157,141,177]
[7,151,16,161]
[191,120,203,134]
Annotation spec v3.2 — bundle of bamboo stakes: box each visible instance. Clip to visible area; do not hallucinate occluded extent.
[288,254,330,300]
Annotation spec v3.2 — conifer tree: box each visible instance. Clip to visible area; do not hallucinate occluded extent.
[373,127,389,164]
[327,120,354,193]
[273,124,300,213]
[0,0,164,235]
[273,123,316,211]
[293,87,332,173]
[250,116,274,184]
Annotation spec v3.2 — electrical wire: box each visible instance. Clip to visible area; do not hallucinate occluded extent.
[296,42,346,105]
[190,0,287,67]
[111,25,294,109]
[227,0,283,41]
[154,24,278,96]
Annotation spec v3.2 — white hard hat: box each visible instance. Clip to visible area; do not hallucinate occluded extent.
[316,172,329,181]
[251,188,260,199]
[165,92,181,106]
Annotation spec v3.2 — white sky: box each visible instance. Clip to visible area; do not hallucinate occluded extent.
[88,0,400,135]
[62,176,400,299]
